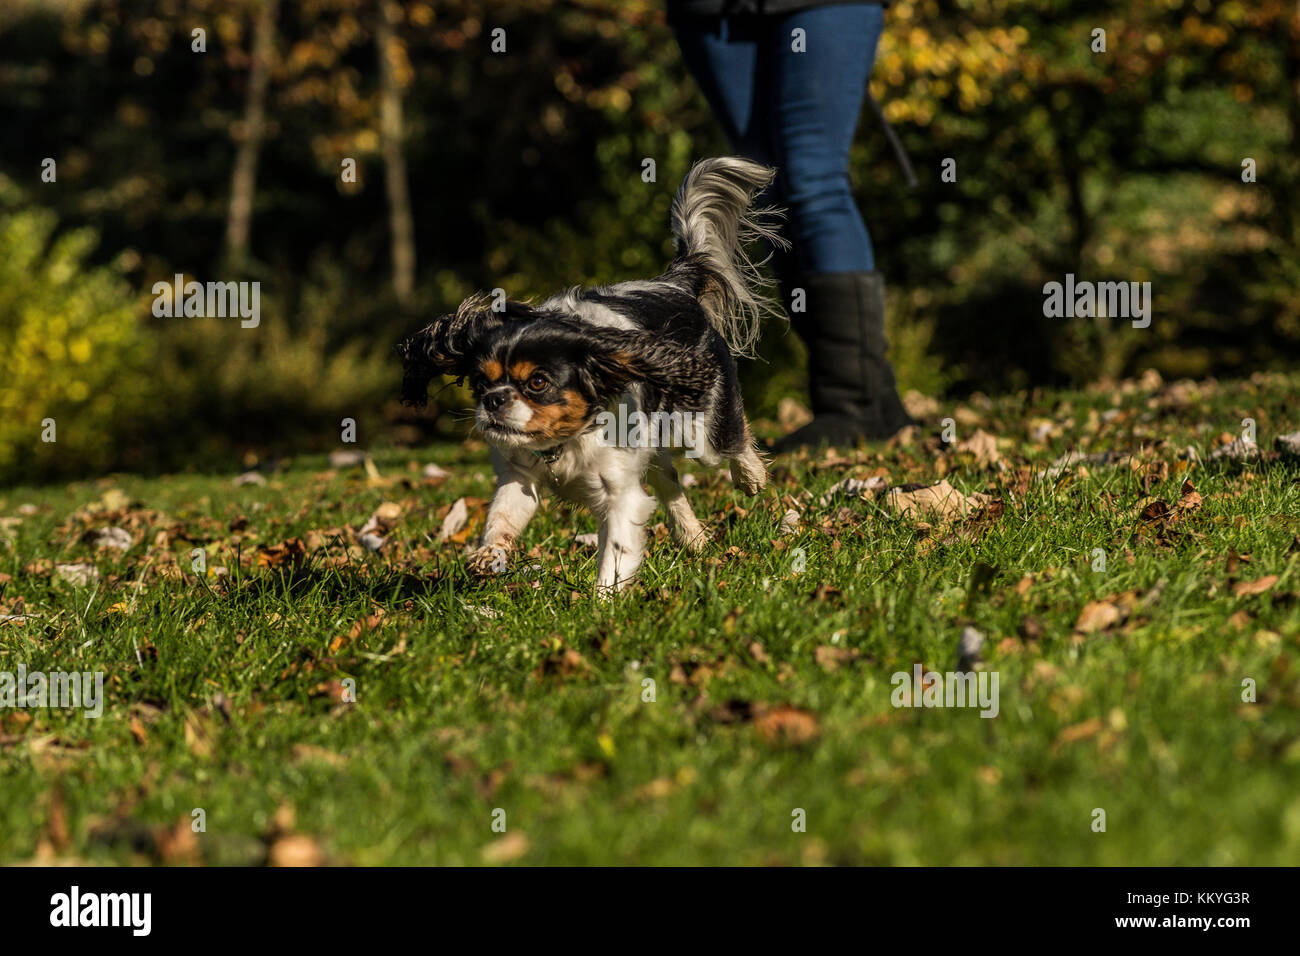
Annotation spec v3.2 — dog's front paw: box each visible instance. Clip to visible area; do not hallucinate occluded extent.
[466,545,509,577]
[674,525,710,554]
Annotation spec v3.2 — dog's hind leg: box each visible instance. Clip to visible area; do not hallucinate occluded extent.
[729,427,768,496]
[648,454,708,553]
[594,483,656,596]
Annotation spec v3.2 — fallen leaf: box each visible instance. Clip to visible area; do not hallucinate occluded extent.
[1274,432,1300,458]
[154,818,201,865]
[128,718,148,746]
[54,563,99,587]
[1137,498,1172,525]
[328,450,367,469]
[291,743,347,767]
[1075,600,1121,633]
[1055,717,1103,746]
[268,833,325,867]
[814,645,860,672]
[439,498,470,542]
[183,712,215,759]
[481,831,530,864]
[885,480,990,521]
[100,488,130,511]
[903,390,940,419]
[1175,480,1202,513]
[955,429,1001,467]
[1209,438,1261,462]
[257,538,308,569]
[777,397,813,431]
[88,527,133,551]
[1233,575,1278,598]
[818,475,888,506]
[753,705,819,745]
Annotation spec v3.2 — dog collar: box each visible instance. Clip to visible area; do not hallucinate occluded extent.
[530,419,601,467]
[532,445,564,465]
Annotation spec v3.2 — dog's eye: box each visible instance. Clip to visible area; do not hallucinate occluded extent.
[525,373,550,392]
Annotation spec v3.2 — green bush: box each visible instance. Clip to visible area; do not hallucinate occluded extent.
[0,185,153,485]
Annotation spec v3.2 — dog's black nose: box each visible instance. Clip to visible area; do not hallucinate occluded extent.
[482,389,509,412]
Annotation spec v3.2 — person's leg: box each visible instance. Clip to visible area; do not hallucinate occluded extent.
[669,15,771,163]
[672,14,799,316]
[768,2,880,273]
[766,3,912,448]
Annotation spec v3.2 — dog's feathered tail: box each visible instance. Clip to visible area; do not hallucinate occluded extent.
[669,156,787,357]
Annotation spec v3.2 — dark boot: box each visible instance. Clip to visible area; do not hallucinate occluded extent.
[773,271,914,452]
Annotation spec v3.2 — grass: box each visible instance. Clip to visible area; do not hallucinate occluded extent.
[2,370,1299,865]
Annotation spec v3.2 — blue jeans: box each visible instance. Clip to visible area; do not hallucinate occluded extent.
[671,3,884,274]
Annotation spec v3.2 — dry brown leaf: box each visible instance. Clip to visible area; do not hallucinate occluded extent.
[268,833,325,867]
[257,538,308,569]
[481,831,530,864]
[1176,479,1202,513]
[291,743,347,767]
[814,645,860,672]
[955,428,1001,467]
[753,705,820,745]
[332,608,387,652]
[154,818,201,865]
[128,718,148,747]
[884,480,991,521]
[1055,717,1103,746]
[1233,575,1278,598]
[1074,600,1121,634]
[1136,499,1172,525]
[183,713,214,759]
[438,498,470,542]
[777,397,814,431]
[903,390,940,419]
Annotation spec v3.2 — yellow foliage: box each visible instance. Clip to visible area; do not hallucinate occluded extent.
[0,194,153,484]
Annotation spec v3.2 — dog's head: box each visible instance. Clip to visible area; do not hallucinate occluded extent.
[400,295,665,452]
[468,320,634,450]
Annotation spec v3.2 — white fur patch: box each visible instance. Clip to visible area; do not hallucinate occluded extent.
[477,388,534,432]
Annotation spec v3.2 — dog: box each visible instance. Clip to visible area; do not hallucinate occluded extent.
[399,157,783,594]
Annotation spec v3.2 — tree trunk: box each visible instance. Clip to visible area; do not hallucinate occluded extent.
[377,2,416,303]
[225,0,278,267]
[1281,3,1300,247]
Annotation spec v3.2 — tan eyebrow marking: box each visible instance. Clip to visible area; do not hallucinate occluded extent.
[508,360,538,382]
[480,358,504,382]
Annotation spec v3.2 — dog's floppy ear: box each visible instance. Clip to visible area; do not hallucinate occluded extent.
[397,294,546,406]
[580,326,713,407]
[397,323,450,407]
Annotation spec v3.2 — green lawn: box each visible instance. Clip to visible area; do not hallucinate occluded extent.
[2,371,1299,865]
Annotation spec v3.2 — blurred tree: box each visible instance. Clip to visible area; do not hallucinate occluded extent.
[376,0,415,302]
[225,0,279,267]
